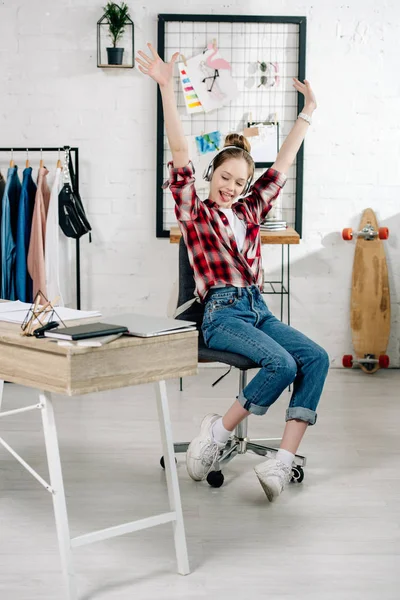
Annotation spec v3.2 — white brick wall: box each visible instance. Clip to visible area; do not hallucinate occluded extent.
[1,1,399,366]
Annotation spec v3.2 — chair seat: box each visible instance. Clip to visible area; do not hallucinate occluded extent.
[198,330,259,370]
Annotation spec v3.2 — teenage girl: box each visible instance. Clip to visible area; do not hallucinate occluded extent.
[136,43,329,501]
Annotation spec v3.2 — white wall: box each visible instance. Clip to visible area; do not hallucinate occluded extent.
[1,0,399,366]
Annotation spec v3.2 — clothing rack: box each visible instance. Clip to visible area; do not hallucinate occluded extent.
[0,146,82,308]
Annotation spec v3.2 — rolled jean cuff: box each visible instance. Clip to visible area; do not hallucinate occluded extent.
[286,407,317,426]
[237,391,269,416]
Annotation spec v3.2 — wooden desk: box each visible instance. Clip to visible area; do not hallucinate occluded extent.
[169,225,300,245]
[0,320,198,599]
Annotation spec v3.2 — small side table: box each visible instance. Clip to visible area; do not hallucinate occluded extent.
[259,227,300,326]
[169,226,300,325]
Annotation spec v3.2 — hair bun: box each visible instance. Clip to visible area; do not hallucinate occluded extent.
[224,133,251,153]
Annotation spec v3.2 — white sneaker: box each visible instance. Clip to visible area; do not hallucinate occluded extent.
[254,458,292,501]
[186,413,225,481]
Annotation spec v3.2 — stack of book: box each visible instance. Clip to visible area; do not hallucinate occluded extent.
[44,322,128,347]
[260,219,287,231]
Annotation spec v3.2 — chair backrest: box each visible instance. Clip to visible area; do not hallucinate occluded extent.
[177,237,205,327]
[177,237,258,369]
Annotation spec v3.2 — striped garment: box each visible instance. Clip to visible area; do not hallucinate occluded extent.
[164,161,287,302]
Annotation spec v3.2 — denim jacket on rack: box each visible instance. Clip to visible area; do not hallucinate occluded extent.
[16,167,37,302]
[0,171,5,286]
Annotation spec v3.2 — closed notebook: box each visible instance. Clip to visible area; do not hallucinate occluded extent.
[44,322,128,341]
[55,333,123,347]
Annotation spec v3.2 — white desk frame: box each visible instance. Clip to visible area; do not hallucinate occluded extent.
[0,325,197,599]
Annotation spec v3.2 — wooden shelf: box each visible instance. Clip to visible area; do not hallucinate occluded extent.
[169,226,300,245]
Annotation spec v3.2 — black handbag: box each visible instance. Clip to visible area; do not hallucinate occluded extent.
[58,147,92,239]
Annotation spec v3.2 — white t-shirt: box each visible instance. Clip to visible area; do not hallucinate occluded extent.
[220,207,246,252]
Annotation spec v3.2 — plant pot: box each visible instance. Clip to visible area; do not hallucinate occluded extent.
[106,47,124,65]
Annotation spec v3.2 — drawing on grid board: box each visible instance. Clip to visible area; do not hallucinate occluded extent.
[188,131,227,191]
[185,43,239,112]
[243,123,279,163]
[195,131,222,154]
[199,60,225,99]
[200,41,232,96]
[178,62,204,114]
[204,41,231,71]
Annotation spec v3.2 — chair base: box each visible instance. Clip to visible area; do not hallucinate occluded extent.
[173,367,307,484]
[173,436,306,469]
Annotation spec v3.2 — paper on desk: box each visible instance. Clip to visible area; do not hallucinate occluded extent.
[51,307,102,321]
[0,302,101,324]
[0,300,32,313]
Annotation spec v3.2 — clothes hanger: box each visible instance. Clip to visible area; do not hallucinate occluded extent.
[39,148,44,168]
[56,148,62,168]
[25,149,30,168]
[9,149,14,167]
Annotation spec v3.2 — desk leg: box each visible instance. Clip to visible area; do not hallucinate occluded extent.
[155,381,190,576]
[40,391,78,600]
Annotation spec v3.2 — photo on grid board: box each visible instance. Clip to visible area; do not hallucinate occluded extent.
[185,43,239,113]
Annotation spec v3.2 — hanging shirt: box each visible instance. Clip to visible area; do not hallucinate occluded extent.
[219,207,246,252]
[45,167,63,304]
[16,167,37,302]
[163,161,286,302]
[0,171,5,286]
[1,166,21,300]
[27,166,50,300]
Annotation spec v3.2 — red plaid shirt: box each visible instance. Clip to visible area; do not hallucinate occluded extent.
[164,161,287,302]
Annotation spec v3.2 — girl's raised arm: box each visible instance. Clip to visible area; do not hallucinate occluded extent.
[136,43,189,168]
[272,78,317,175]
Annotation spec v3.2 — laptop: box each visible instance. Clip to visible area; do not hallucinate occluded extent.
[105,313,197,338]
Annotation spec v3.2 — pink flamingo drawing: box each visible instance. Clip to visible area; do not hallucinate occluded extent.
[202,41,231,92]
[205,41,231,71]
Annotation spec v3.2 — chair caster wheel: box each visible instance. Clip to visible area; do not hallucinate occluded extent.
[206,470,224,488]
[160,456,177,469]
[291,465,304,483]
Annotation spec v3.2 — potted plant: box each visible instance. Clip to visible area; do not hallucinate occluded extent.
[103,2,130,65]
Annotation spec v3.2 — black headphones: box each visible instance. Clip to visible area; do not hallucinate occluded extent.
[203,145,254,196]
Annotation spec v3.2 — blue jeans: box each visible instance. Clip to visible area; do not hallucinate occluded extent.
[201,286,329,424]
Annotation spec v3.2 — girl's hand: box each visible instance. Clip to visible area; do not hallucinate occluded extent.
[292,78,317,111]
[136,42,179,87]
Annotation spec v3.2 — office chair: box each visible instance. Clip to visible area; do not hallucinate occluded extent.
[162,237,306,488]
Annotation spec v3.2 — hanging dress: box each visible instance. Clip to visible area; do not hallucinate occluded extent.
[45,166,63,304]
[27,166,50,299]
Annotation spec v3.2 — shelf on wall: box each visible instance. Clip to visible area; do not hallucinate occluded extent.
[98,64,134,68]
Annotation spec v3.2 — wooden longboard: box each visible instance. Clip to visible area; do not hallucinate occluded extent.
[350,208,390,373]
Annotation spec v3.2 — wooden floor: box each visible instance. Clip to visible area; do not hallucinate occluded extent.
[0,368,399,599]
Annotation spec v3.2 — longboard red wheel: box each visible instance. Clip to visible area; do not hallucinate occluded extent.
[342,354,353,368]
[342,228,353,241]
[378,227,389,240]
[378,355,389,368]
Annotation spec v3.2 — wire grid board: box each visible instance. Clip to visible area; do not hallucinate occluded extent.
[156,15,306,238]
